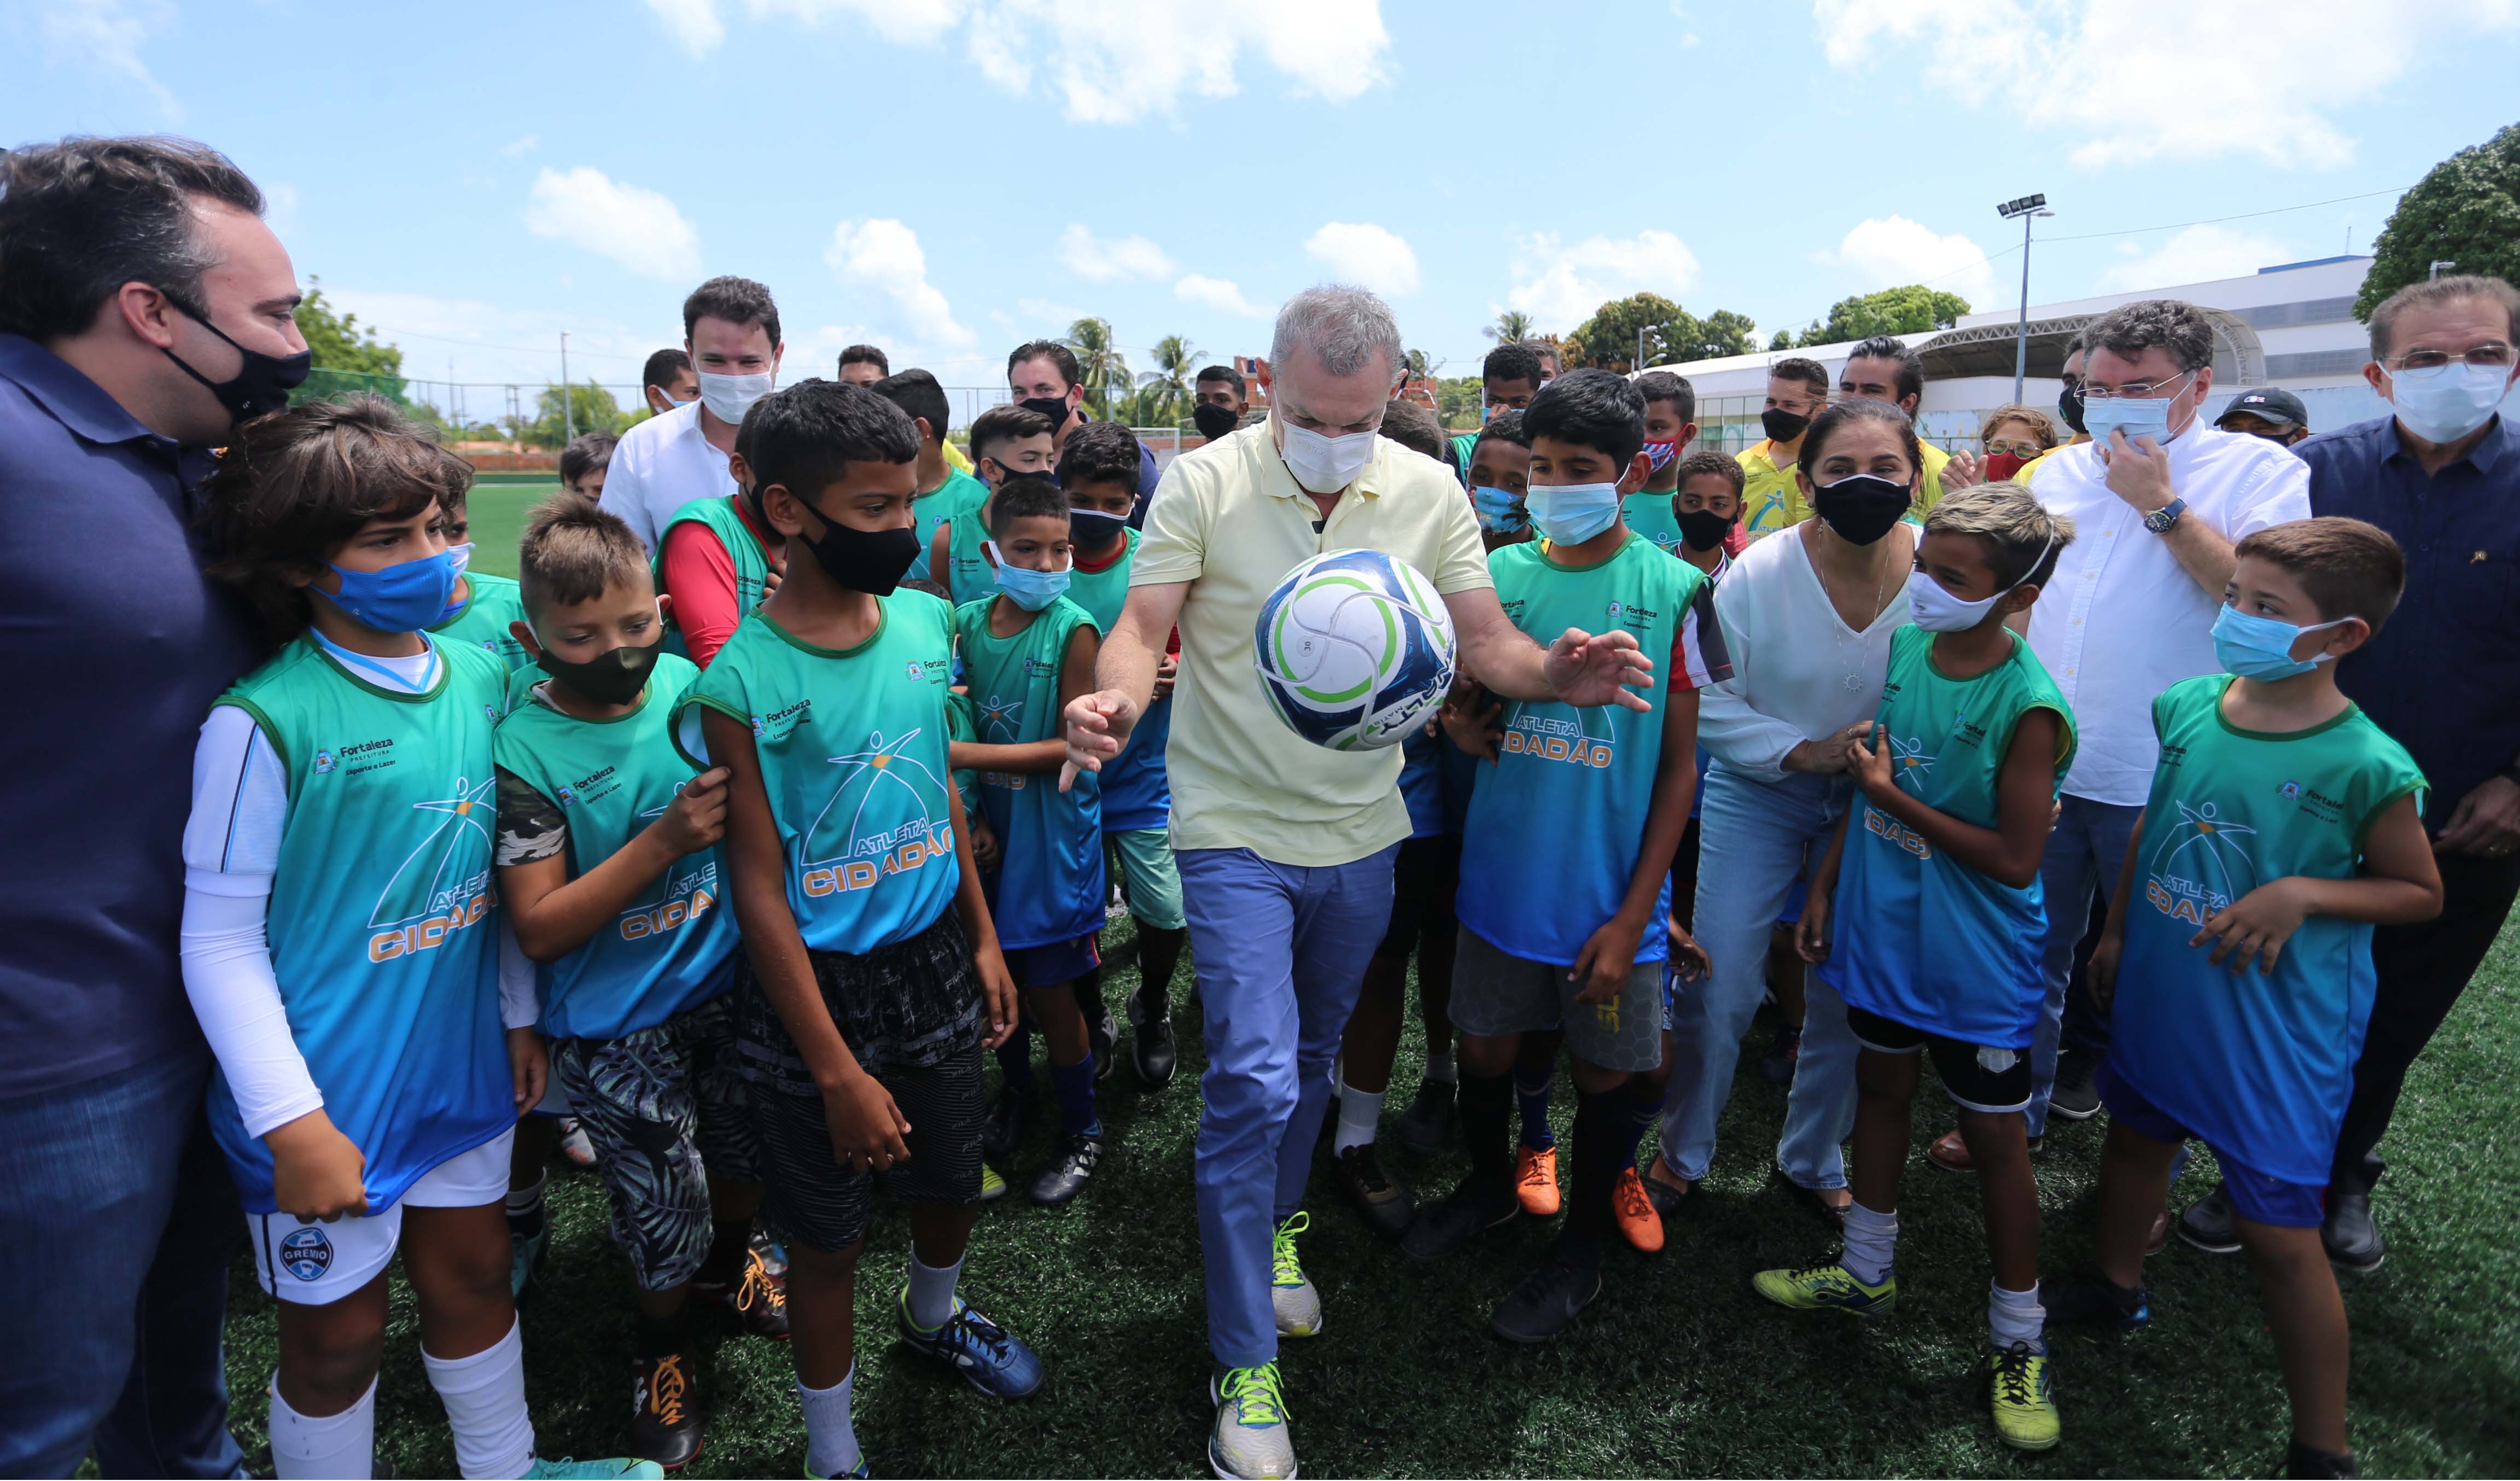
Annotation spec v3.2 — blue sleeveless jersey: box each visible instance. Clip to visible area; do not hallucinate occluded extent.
[954,596,1106,949]
[1065,529,1172,831]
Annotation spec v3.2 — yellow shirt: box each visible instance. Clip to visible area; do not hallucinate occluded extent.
[1132,425,1491,865]
[943,439,975,474]
[1738,435,1952,537]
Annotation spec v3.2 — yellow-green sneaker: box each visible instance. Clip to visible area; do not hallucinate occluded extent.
[1750,1261,1896,1315]
[978,1162,1008,1203]
[1270,1212,1321,1338]
[1987,1342,2061,1451]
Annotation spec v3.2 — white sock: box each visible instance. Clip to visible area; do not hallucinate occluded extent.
[269,1374,376,1480]
[798,1368,862,1479]
[1990,1279,2046,1351]
[1425,1052,1457,1086]
[422,1319,536,1480]
[1841,1200,1898,1285]
[906,1253,962,1332]
[505,1171,545,1218]
[1333,1077,1385,1153]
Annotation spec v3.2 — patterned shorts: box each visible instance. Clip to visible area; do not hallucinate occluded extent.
[550,990,762,1292]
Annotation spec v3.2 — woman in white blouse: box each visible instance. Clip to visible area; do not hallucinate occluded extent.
[1649,400,1926,1223]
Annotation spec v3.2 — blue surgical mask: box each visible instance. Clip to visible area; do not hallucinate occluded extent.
[2388,361,2512,444]
[986,541,1071,611]
[2211,603,2351,681]
[2082,372,2190,446]
[1525,481,1622,545]
[317,548,462,633]
[1471,485,1527,533]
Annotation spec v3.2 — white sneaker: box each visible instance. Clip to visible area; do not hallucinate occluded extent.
[1209,1363,1296,1479]
[557,1117,597,1168]
[1269,1212,1321,1338]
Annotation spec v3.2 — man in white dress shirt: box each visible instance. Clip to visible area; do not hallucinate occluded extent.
[599,275,783,552]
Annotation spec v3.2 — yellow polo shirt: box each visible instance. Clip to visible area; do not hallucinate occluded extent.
[1132,424,1491,865]
[943,439,975,474]
[2017,435,2086,485]
[1737,436,1953,537]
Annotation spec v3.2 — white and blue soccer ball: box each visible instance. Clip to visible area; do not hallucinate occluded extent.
[1253,549,1457,751]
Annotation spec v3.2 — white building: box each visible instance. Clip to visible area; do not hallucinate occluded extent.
[1649,254,2387,454]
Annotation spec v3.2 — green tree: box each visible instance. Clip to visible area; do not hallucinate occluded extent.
[1779,285,1973,348]
[2357,121,2520,324]
[1404,348,1431,378]
[1568,293,1761,369]
[522,380,626,449]
[1434,375,1484,428]
[293,278,407,404]
[1062,317,1132,420]
[1134,333,1200,425]
[1483,309,1535,345]
[1769,329,1798,351]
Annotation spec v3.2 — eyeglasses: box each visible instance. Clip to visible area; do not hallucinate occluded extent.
[2083,369,2195,402]
[1984,438,2045,458]
[2383,343,2515,373]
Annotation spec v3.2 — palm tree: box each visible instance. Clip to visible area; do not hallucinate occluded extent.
[1483,310,1535,345]
[1136,333,1201,426]
[1404,347,1431,378]
[1061,317,1132,421]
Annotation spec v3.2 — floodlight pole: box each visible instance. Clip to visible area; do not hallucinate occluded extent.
[1997,193,2052,405]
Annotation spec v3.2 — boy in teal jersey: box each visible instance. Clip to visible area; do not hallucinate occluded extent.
[1058,421,1189,1091]
[871,368,989,585]
[931,403,1056,608]
[493,500,786,1469]
[945,479,1112,1204]
[1409,371,1725,1344]
[1765,483,2080,1453]
[2056,518,2440,1481]
[184,398,652,1481]
[1623,371,1700,554]
[686,381,1040,1478]
[429,483,533,669]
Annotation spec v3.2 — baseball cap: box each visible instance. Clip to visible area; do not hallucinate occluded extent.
[2216,387,2307,431]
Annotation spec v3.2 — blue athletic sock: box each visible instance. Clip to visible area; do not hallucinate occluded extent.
[1514,1066,1555,1152]
[995,1025,1035,1096]
[1618,1081,1664,1173]
[1048,1057,1101,1139]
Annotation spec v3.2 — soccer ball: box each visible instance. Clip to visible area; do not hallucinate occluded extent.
[1253,549,1457,751]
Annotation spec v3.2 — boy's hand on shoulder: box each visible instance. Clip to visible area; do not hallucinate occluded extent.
[506,1027,549,1115]
[1440,691,1504,762]
[1568,914,1646,1005]
[972,940,1019,1049]
[266,1110,370,1222]
[652,768,732,856]
[2193,877,2311,976]
[822,1069,913,1174]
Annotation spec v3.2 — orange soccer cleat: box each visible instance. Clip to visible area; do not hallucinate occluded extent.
[1515,1144,1561,1217]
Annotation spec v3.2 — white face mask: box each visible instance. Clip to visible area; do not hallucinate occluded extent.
[2388,360,2512,445]
[697,370,774,424]
[1277,415,1376,493]
[1904,535,2054,633]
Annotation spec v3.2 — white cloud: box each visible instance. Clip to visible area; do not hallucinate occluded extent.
[1059,225,1175,282]
[752,0,965,44]
[42,0,180,118]
[2097,225,2294,292]
[500,134,540,157]
[1811,0,2520,170]
[524,167,703,280]
[1304,222,1419,298]
[1175,273,1268,318]
[1817,216,1991,310]
[643,0,726,54]
[1503,230,1700,329]
[826,218,973,348]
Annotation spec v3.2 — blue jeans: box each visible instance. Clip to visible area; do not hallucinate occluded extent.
[1179,844,1398,1369]
[0,1048,244,1478]
[2026,795,2143,1139]
[1659,767,1861,1190]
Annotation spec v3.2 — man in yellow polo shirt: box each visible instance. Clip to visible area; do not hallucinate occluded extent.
[1736,355,1831,535]
[1060,285,1654,1481]
[1838,334,1976,508]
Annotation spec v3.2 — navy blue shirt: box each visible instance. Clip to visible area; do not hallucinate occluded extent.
[2297,412,2520,829]
[0,335,259,1096]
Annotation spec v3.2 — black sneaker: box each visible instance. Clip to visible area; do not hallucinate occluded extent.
[1400,1179,1518,1262]
[1128,988,1177,1089]
[1075,972,1119,1087]
[1759,1024,1802,1086]
[2322,1187,2385,1272]
[2049,1047,2102,1121]
[2039,1270,2148,1331]
[2288,1438,2361,1479]
[631,1350,703,1471]
[1029,1132,1105,1206]
[982,1084,1027,1165]
[1391,1076,1458,1156]
[2175,1185,2241,1255]
[1489,1257,1602,1344]
[693,1248,790,1339]
[1334,1142,1414,1235]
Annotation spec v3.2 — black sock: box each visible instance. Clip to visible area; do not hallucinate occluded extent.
[1459,1069,1514,1193]
[635,1311,691,1358]
[2286,1438,2357,1480]
[696,1217,753,1286]
[1555,1085,1621,1270]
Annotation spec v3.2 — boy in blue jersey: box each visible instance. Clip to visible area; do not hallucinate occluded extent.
[494,500,785,1469]
[930,403,1057,608]
[946,478,1111,1204]
[1466,407,1533,548]
[1408,371,1726,1343]
[184,398,652,1481]
[1763,483,2080,1452]
[2054,518,2440,1481]
[689,381,1039,1480]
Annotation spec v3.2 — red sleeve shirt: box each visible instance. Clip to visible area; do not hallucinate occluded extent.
[660,519,743,668]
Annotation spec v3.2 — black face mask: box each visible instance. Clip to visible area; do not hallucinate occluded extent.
[1809,474,1913,546]
[1761,407,1811,444]
[1191,403,1240,441]
[1069,508,1129,549]
[1676,506,1739,552]
[536,635,663,707]
[1018,395,1075,435]
[792,493,920,596]
[2057,380,2087,436]
[160,295,313,426]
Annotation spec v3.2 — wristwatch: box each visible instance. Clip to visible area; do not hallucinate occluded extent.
[2143,496,2186,534]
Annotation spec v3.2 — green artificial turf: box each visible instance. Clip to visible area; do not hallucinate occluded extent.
[460,481,559,582]
[217,919,2520,1479]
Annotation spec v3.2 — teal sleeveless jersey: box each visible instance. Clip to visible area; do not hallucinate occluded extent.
[682,596,962,955]
[940,503,996,608]
[656,495,774,659]
[1064,529,1172,831]
[1622,493,1687,556]
[206,635,514,1214]
[945,689,984,828]
[1820,625,2076,1048]
[1456,534,1707,965]
[912,469,989,582]
[2112,677,2425,1183]
[431,572,531,670]
[493,653,738,1041]
[953,596,1105,950]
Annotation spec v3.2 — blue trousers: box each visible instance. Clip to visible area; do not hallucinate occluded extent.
[1180,844,1397,1369]
[0,1048,244,1478]
[2027,795,2143,1138]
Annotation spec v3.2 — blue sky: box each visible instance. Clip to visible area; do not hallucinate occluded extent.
[10,0,2518,415]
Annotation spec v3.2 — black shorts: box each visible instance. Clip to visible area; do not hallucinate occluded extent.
[1378,834,1462,955]
[748,1043,989,1253]
[1846,1005,2032,1114]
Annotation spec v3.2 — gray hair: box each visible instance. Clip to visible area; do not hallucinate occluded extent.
[2085,298,2215,374]
[1271,284,1403,382]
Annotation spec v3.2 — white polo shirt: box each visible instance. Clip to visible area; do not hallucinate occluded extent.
[2024,425,2310,806]
[598,399,740,553]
